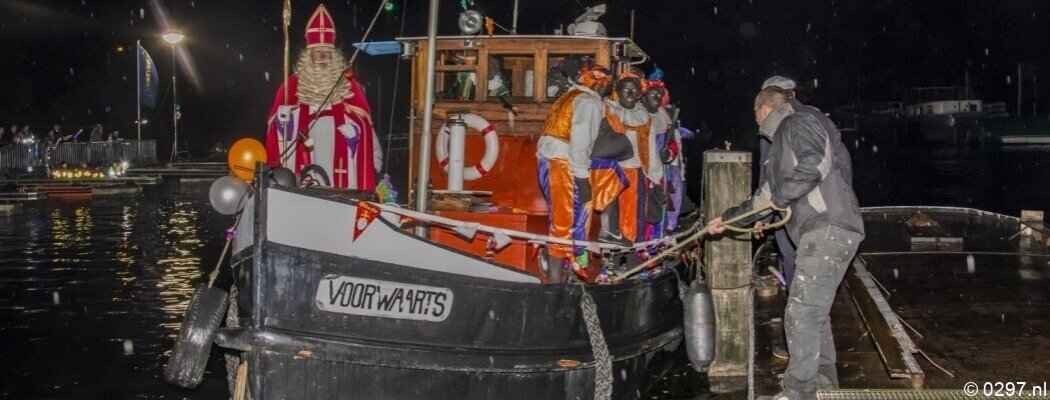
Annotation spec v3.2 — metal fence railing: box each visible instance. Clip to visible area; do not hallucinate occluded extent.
[0,140,157,171]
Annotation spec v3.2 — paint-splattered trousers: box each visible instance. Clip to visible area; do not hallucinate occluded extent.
[783,225,863,400]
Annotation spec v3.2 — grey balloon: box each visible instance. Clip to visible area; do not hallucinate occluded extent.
[268,167,298,188]
[209,176,250,215]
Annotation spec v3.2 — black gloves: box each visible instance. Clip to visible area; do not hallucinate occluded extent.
[575,177,592,204]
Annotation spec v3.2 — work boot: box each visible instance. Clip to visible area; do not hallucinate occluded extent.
[598,201,632,247]
[817,364,839,389]
[772,344,790,360]
[757,385,802,400]
[546,251,567,283]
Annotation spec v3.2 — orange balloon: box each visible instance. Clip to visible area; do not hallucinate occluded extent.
[228,138,268,181]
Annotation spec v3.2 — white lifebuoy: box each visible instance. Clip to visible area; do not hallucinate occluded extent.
[436,113,499,180]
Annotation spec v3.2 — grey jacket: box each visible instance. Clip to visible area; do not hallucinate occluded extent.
[723,103,864,241]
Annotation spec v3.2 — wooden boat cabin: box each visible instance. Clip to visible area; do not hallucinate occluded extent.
[398,35,649,278]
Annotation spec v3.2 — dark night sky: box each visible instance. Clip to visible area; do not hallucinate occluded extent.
[2,0,1049,156]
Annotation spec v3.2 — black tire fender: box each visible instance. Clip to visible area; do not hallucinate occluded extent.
[164,285,229,389]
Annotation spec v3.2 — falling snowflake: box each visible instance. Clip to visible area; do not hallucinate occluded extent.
[238,54,244,62]
[713,7,718,15]
[985,48,990,56]
[690,66,695,75]
[139,8,145,19]
[191,1,196,8]
[806,23,811,33]
[813,78,819,88]
[122,76,127,82]
[1006,76,1012,84]
[264,71,270,82]
[70,68,75,75]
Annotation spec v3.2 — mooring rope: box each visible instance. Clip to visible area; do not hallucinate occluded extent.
[577,283,613,400]
[613,205,790,282]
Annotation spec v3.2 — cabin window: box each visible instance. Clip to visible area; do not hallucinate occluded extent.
[433,50,479,101]
[545,54,596,100]
[485,53,535,102]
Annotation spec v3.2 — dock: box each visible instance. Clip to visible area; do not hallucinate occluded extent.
[125,162,229,178]
[751,207,1050,398]
[1001,135,1050,145]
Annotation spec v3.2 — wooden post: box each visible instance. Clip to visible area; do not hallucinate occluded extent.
[702,150,752,380]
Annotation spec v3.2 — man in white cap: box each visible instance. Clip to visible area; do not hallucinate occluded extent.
[756,75,854,285]
[708,86,864,400]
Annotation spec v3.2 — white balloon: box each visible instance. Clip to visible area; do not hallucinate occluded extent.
[209,176,250,215]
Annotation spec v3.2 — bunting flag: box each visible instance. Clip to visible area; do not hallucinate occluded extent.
[137,43,159,109]
[453,223,481,240]
[352,202,381,241]
[492,229,511,250]
[398,215,414,227]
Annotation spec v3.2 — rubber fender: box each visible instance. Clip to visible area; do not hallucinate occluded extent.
[164,285,229,389]
[683,278,715,372]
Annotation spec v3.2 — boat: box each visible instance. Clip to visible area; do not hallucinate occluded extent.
[832,87,993,147]
[164,2,699,399]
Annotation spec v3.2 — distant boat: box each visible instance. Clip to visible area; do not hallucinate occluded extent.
[833,87,994,146]
[899,87,989,145]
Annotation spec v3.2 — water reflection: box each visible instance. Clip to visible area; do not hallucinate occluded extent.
[0,189,229,398]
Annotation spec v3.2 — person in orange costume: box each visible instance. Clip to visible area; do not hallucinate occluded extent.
[535,65,613,283]
[602,72,651,245]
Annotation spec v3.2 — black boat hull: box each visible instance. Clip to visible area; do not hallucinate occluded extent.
[218,187,686,399]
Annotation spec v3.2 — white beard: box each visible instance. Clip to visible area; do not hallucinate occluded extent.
[295,50,351,107]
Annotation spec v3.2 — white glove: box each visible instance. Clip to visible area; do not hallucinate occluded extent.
[276,105,292,123]
[338,123,360,140]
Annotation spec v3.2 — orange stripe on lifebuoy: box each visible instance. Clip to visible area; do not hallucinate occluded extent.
[475,164,488,177]
[439,158,448,168]
[480,124,496,136]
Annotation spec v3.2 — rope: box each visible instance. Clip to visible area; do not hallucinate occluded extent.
[577,284,613,400]
[612,204,789,282]
[206,190,248,288]
[382,1,408,172]
[369,201,701,252]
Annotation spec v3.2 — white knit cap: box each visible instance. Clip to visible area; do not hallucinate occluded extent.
[761,75,796,90]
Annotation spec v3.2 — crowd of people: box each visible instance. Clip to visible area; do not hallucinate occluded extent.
[0,123,123,147]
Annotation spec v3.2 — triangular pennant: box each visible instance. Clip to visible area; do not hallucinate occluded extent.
[492,229,512,250]
[453,222,480,240]
[398,215,414,227]
[352,202,381,241]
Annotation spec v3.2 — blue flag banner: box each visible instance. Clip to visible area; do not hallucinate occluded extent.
[138,44,159,109]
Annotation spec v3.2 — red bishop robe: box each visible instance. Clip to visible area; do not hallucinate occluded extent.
[265,74,378,190]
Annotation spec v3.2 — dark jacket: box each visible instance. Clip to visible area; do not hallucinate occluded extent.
[724,103,864,241]
[758,99,852,186]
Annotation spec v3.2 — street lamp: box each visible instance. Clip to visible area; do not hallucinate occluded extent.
[162,30,184,162]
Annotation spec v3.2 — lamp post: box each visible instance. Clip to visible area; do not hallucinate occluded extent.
[162,31,184,162]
